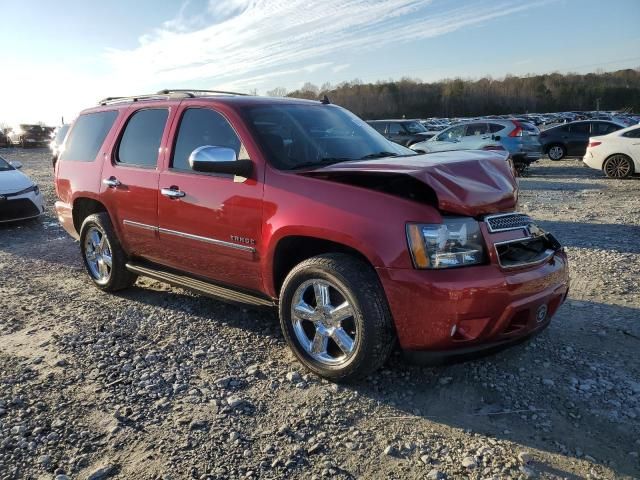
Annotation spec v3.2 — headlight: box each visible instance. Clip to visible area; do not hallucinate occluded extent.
[15,184,39,195]
[406,218,485,269]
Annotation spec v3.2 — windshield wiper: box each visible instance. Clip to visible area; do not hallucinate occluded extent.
[292,157,353,170]
[360,151,399,159]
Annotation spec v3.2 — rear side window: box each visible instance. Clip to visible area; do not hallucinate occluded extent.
[117,109,169,167]
[369,122,386,134]
[569,123,590,134]
[488,123,504,133]
[171,108,242,171]
[464,123,488,136]
[61,111,118,162]
[622,128,640,138]
[593,122,620,135]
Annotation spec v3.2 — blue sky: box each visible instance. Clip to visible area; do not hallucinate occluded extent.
[1,0,639,125]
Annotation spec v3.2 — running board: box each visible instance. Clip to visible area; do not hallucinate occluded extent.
[126,263,275,308]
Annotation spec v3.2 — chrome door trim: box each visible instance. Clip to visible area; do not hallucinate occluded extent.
[122,220,255,253]
[159,227,256,253]
[123,220,158,232]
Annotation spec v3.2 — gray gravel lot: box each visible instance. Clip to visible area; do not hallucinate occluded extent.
[0,147,639,480]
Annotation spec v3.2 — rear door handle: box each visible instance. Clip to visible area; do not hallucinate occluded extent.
[161,187,186,199]
[102,177,121,188]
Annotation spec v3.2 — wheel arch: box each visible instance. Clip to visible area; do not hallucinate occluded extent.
[269,235,378,298]
[603,152,635,177]
[72,197,109,235]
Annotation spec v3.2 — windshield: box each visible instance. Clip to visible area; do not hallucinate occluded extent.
[0,156,14,171]
[241,104,414,170]
[404,121,426,134]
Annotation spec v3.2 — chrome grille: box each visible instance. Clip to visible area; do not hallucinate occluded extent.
[485,213,532,233]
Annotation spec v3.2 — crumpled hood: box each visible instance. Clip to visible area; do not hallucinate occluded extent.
[0,169,34,194]
[302,150,518,216]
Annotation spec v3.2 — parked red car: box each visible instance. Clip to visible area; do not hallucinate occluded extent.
[54,90,569,381]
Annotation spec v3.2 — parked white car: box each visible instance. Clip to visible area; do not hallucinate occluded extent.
[583,125,640,178]
[0,155,44,222]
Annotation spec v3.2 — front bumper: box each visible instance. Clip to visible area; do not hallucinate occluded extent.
[0,192,44,222]
[377,250,569,353]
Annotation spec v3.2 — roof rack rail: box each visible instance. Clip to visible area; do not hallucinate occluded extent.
[98,92,194,106]
[98,89,251,106]
[156,89,251,97]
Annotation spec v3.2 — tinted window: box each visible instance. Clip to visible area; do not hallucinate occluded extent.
[464,123,488,136]
[593,122,621,135]
[117,109,168,167]
[172,108,242,170]
[388,123,403,135]
[569,123,590,134]
[403,121,426,134]
[368,122,386,134]
[489,123,505,133]
[61,111,118,162]
[0,155,13,171]
[623,128,640,138]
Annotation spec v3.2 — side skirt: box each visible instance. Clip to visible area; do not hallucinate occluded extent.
[126,262,276,308]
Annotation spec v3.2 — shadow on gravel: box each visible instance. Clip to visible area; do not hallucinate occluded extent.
[528,162,603,179]
[345,300,640,478]
[537,219,640,254]
[106,278,640,477]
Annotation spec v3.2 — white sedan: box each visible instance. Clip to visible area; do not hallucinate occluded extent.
[583,125,640,178]
[0,155,44,222]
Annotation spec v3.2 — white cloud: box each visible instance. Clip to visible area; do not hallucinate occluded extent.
[0,0,554,124]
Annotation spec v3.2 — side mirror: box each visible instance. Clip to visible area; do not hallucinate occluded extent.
[10,160,22,169]
[189,146,253,178]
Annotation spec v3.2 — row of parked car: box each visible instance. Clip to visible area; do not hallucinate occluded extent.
[367,113,640,178]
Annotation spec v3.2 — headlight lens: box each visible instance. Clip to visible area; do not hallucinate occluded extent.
[15,184,39,195]
[407,218,485,269]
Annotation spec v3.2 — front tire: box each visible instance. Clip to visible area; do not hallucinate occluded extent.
[547,144,566,161]
[603,154,634,178]
[79,213,137,291]
[279,253,395,382]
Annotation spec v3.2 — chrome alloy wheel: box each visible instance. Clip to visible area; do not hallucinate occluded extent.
[83,226,113,284]
[548,145,564,160]
[604,154,632,178]
[291,279,358,366]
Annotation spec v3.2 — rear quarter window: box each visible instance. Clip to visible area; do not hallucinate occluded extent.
[60,111,118,162]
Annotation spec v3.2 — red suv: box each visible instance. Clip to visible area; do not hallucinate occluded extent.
[54,90,569,381]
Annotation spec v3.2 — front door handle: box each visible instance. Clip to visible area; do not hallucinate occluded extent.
[161,187,186,199]
[102,176,121,188]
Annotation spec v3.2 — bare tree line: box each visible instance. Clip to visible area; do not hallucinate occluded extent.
[266,68,640,118]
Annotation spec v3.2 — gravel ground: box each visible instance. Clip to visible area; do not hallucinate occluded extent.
[0,147,639,480]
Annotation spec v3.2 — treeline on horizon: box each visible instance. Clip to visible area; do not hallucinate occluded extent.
[274,69,640,119]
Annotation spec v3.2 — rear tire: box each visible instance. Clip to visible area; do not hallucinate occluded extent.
[547,144,566,161]
[603,154,634,179]
[279,253,395,382]
[79,213,137,291]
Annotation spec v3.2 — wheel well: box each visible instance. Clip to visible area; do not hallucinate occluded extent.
[72,198,107,234]
[545,142,564,153]
[603,153,635,172]
[272,236,372,295]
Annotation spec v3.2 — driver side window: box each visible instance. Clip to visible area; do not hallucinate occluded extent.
[388,123,403,135]
[171,108,244,171]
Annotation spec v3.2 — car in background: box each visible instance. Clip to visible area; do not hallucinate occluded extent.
[583,125,640,178]
[410,119,542,167]
[367,119,435,146]
[0,129,11,147]
[0,154,44,222]
[540,120,624,160]
[50,124,70,167]
[7,124,53,147]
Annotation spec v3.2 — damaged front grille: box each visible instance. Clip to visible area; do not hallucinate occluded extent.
[485,213,532,233]
[495,233,561,269]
